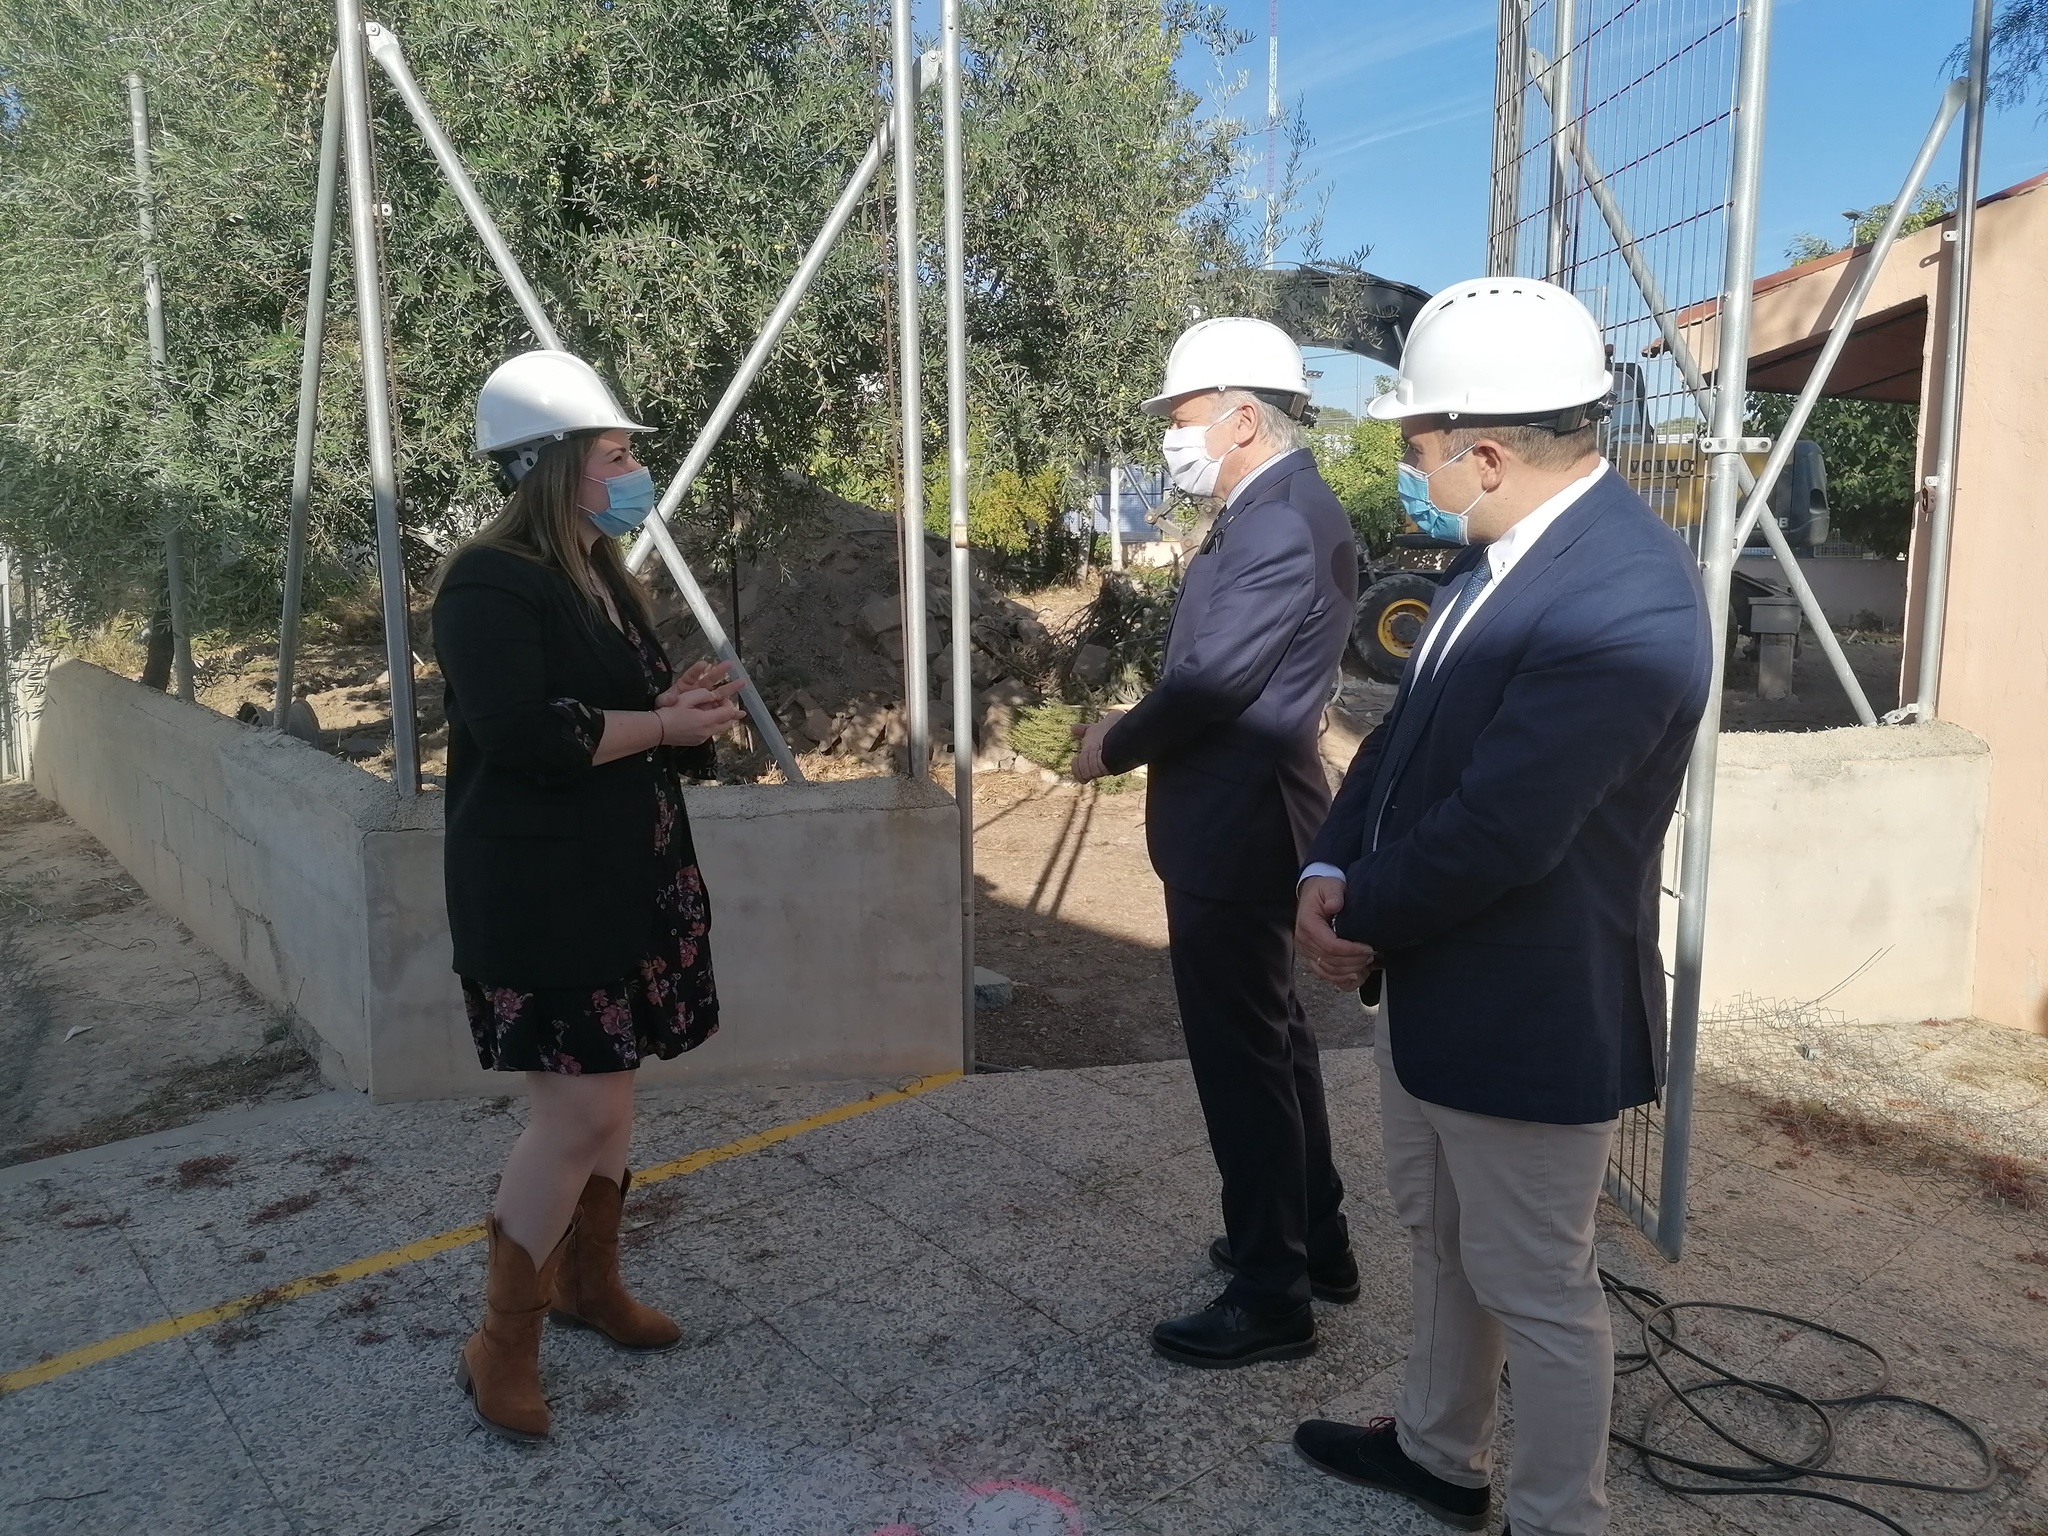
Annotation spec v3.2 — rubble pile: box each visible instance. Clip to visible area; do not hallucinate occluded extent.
[649,491,1058,776]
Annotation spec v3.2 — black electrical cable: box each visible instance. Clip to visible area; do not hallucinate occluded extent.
[1600,1271,1999,1535]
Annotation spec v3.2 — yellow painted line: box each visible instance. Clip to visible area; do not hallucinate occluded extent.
[0,1071,960,1398]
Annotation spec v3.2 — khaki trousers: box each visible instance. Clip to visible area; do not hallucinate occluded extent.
[1375,1028,1618,1536]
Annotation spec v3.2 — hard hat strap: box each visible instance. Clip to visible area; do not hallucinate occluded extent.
[1446,394,1614,436]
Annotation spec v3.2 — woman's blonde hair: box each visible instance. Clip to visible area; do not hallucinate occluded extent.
[434,432,655,632]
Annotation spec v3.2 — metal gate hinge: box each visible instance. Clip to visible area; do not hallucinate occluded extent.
[1701,436,1770,455]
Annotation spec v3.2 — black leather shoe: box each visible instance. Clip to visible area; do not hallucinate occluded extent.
[1151,1296,1315,1368]
[1208,1236,1362,1305]
[1292,1417,1490,1531]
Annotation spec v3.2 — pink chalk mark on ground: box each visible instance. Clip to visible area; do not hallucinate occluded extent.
[966,1480,1085,1535]
[866,1479,1085,1536]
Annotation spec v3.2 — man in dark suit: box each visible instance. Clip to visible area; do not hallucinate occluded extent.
[1071,317,1360,1367]
[1287,279,1711,1536]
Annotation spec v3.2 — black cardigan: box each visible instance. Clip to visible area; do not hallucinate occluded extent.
[432,545,710,990]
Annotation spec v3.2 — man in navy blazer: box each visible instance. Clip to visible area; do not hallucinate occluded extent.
[1071,318,1360,1368]
[1287,280,1711,1536]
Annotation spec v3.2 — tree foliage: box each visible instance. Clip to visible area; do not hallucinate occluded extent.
[1312,412,1404,555]
[1950,1,2048,120]
[1747,392,1918,558]
[1785,184,1957,265]
[0,0,1263,632]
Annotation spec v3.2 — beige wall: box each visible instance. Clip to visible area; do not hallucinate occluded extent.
[1910,184,2048,1032]
[31,660,968,1099]
[1670,725,1990,1026]
[1700,180,2048,1032]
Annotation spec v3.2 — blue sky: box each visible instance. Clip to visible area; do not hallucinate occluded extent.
[1194,0,2048,411]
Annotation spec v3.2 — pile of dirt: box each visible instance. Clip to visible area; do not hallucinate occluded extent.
[645,491,1063,778]
[154,490,1080,784]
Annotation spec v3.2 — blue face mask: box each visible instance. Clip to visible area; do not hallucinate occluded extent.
[1396,446,1483,545]
[584,466,658,538]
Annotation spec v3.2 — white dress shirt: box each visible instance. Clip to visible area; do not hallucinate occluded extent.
[1302,458,1608,886]
[1222,446,1291,510]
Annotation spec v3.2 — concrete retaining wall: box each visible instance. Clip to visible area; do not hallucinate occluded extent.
[1734,550,1908,629]
[31,660,965,1099]
[1672,722,1990,1025]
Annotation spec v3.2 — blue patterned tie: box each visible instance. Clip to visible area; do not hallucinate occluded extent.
[1426,558,1495,676]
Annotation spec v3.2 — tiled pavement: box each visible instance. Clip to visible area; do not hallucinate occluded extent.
[2,1051,2043,1535]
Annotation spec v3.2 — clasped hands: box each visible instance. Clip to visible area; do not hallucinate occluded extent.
[1296,875,1377,989]
[654,660,747,748]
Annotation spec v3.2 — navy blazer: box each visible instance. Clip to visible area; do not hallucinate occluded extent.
[1306,469,1711,1124]
[1103,449,1357,903]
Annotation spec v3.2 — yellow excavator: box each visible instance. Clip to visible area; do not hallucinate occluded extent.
[1348,366,1831,682]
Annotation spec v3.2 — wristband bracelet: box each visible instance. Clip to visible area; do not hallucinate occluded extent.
[653,709,668,748]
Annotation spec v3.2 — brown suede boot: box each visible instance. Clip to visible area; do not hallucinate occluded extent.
[455,1216,569,1442]
[549,1171,682,1352]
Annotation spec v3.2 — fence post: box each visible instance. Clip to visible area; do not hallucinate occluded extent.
[1911,0,1993,722]
[277,54,345,735]
[892,0,931,780]
[334,0,421,793]
[0,550,17,781]
[1659,0,1773,1261]
[941,0,976,1069]
[1543,0,1579,284]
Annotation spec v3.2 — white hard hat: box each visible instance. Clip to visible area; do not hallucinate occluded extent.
[474,350,651,458]
[1141,317,1310,418]
[1367,277,1611,426]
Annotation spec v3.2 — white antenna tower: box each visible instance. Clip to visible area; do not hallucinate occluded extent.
[1262,0,1280,265]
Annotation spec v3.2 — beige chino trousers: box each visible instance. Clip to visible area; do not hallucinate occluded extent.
[1374,1028,1619,1536]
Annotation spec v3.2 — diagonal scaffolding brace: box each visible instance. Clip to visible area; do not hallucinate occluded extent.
[279,17,811,786]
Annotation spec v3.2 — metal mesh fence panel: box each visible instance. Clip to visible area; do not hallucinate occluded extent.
[1492,0,1741,552]
[1488,0,1746,1251]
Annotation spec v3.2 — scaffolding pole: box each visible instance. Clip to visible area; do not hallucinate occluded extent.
[277,53,344,736]
[127,73,193,705]
[941,0,975,1069]
[1487,0,1528,275]
[621,55,936,584]
[336,0,421,794]
[892,0,932,780]
[325,24,801,784]
[1911,0,1992,723]
[1106,460,1124,571]
[0,550,17,781]
[1542,0,1578,285]
[1658,0,1773,1262]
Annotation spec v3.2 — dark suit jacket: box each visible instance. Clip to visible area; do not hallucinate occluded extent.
[432,545,710,990]
[1306,469,1711,1124]
[1102,449,1357,904]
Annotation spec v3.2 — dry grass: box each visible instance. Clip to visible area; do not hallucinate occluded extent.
[70,619,147,677]
[1760,1095,2044,1212]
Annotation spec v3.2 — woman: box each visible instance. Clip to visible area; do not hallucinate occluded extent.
[432,349,743,1443]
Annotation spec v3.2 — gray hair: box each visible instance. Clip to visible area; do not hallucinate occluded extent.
[1212,388,1309,453]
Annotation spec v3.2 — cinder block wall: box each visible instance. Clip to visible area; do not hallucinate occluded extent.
[31,661,965,1099]
[1668,722,1991,1025]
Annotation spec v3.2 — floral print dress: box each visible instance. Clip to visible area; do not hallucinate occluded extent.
[460,615,720,1074]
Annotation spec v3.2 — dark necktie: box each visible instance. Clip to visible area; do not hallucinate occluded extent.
[1426,558,1495,676]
